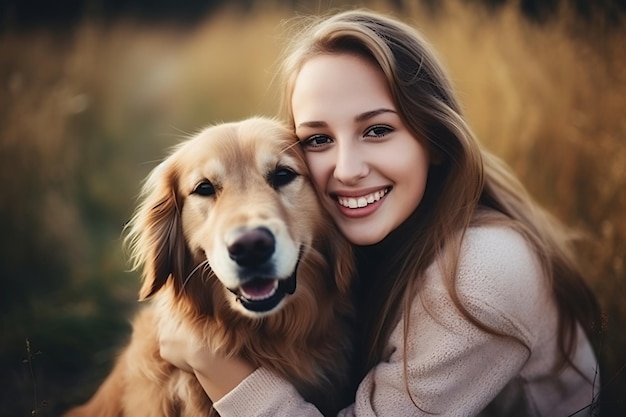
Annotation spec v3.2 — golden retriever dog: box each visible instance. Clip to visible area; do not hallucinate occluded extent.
[63,117,354,417]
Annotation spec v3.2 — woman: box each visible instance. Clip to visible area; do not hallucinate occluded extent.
[162,9,601,416]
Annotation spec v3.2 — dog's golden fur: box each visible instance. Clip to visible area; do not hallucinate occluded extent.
[63,117,354,417]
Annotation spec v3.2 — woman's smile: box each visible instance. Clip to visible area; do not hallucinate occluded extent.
[331,187,391,218]
[335,187,390,209]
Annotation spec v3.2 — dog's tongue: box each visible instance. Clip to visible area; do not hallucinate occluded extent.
[240,278,278,301]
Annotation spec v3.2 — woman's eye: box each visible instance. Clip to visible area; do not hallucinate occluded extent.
[365,125,393,138]
[302,135,332,149]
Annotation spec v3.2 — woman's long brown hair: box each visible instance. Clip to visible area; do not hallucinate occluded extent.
[278,8,600,389]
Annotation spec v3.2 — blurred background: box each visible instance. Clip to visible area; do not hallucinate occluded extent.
[1,0,625,415]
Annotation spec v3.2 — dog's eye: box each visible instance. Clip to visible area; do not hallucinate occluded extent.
[270,167,297,189]
[193,181,216,196]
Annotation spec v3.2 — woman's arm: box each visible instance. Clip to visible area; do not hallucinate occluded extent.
[159,328,256,402]
[162,227,548,416]
[192,357,256,402]
[159,329,325,416]
[210,281,532,417]
[214,368,325,417]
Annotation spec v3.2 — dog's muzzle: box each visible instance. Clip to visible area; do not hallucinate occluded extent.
[230,272,297,313]
[226,227,301,313]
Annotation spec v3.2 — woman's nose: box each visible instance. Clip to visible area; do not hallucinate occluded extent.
[333,142,369,185]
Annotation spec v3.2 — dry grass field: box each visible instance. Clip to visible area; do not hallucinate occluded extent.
[1,0,624,415]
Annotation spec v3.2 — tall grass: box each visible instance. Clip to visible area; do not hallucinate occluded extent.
[0,1,624,415]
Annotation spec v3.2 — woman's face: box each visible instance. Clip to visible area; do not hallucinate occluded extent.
[292,53,430,246]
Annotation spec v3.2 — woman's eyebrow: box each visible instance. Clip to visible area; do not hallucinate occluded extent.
[297,108,397,129]
[355,108,397,122]
[296,120,328,129]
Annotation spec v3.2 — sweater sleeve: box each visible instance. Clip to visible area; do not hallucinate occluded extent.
[213,367,324,417]
[215,226,551,417]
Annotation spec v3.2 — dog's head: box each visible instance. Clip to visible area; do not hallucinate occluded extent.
[125,117,352,318]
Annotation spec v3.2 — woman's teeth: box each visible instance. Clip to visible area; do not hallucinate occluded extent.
[337,188,388,209]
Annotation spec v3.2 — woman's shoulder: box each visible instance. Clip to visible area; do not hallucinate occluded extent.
[442,225,554,341]
[460,225,541,275]
[458,224,549,296]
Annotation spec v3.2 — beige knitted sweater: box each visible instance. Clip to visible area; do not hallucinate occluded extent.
[214,226,599,417]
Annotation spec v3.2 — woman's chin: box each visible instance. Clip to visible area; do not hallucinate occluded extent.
[336,223,388,247]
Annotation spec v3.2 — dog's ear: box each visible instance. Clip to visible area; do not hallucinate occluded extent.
[125,161,188,301]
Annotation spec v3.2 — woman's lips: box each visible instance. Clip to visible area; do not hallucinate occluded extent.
[336,187,389,208]
[331,187,390,218]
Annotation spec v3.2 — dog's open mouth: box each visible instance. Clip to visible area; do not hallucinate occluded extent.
[233,275,296,313]
[228,246,303,314]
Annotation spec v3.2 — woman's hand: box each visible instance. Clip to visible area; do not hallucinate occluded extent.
[159,325,257,402]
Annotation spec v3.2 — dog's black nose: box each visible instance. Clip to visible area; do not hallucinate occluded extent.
[228,227,275,267]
